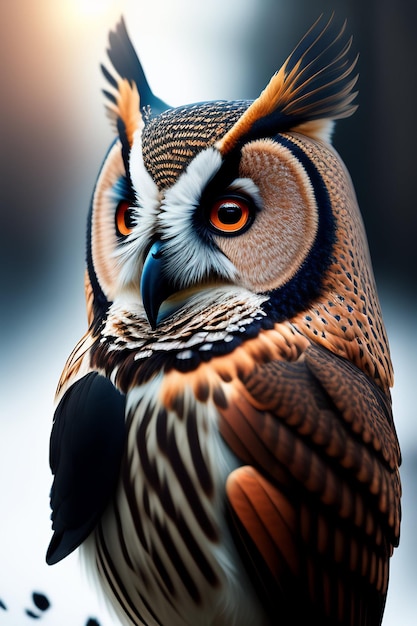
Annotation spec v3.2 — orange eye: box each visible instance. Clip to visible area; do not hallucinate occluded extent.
[209,197,252,234]
[116,201,135,236]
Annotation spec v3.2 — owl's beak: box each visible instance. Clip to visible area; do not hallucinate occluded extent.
[140,240,176,330]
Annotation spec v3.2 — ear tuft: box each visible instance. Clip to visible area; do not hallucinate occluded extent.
[101,17,170,126]
[217,15,358,153]
[101,17,171,175]
[104,77,143,147]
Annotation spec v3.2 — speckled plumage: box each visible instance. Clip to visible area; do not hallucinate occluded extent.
[47,16,401,626]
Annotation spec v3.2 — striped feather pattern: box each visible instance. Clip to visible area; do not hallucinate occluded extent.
[141,101,249,189]
[218,339,400,625]
[84,374,269,626]
[80,322,400,625]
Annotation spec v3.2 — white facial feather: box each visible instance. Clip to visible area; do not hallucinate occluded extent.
[158,148,237,289]
[226,176,263,210]
[114,141,262,299]
[114,130,161,292]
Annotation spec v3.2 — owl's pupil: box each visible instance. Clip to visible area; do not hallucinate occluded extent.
[217,203,242,224]
[115,201,136,236]
[124,208,135,229]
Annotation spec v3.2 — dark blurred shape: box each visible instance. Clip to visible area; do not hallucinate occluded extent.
[32,591,50,611]
[25,590,51,618]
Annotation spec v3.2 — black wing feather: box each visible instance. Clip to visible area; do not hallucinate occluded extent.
[46,372,125,565]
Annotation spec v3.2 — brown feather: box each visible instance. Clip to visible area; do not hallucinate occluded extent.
[226,466,299,577]
[216,338,400,625]
[284,133,394,393]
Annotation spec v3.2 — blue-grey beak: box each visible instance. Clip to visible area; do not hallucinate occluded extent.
[140,240,176,330]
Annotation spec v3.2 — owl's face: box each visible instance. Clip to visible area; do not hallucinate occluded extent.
[90,101,333,327]
[85,17,392,391]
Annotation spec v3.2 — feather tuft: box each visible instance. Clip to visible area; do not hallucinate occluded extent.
[217,15,358,153]
[101,17,171,174]
[104,78,143,147]
[101,17,169,124]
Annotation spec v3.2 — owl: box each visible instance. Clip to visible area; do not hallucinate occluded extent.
[46,15,401,626]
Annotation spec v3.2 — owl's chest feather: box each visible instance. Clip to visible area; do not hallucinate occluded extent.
[91,372,267,626]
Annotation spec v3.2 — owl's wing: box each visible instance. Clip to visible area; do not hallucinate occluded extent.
[219,342,401,625]
[46,372,125,565]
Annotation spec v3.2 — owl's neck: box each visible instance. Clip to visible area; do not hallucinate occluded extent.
[90,286,270,391]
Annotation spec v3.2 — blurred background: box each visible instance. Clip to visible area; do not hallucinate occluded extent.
[1,0,415,623]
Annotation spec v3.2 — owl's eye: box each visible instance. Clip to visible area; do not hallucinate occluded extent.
[115,201,135,236]
[209,195,253,235]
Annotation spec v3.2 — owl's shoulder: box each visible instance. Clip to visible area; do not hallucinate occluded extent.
[215,335,400,624]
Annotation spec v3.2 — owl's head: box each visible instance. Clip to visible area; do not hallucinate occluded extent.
[86,17,392,389]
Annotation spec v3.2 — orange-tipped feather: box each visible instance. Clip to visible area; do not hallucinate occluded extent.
[105,78,143,146]
[217,15,358,153]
